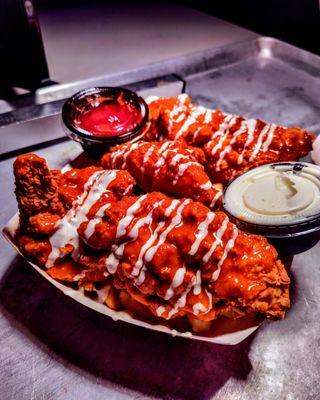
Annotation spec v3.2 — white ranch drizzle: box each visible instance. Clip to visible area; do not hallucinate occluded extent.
[200,181,212,190]
[152,143,203,187]
[166,285,193,319]
[104,194,149,274]
[215,120,247,171]
[110,141,214,203]
[104,198,180,277]
[152,142,174,178]
[156,305,166,317]
[123,184,134,196]
[209,115,238,156]
[98,193,235,319]
[120,142,141,168]
[175,114,185,123]
[128,199,167,276]
[109,142,146,169]
[109,145,129,168]
[110,199,165,276]
[201,217,229,264]
[116,194,148,238]
[192,288,213,315]
[170,152,187,166]
[237,119,258,164]
[149,209,236,319]
[212,226,238,281]
[191,109,213,143]
[174,106,207,140]
[168,107,186,131]
[204,109,213,124]
[249,123,271,162]
[167,95,189,131]
[210,190,222,208]
[189,212,215,256]
[84,203,110,240]
[73,269,86,282]
[262,123,276,152]
[172,161,200,185]
[132,199,180,283]
[110,142,169,178]
[46,170,117,268]
[193,269,202,295]
[159,217,236,318]
[192,126,202,143]
[206,290,213,310]
[143,199,191,264]
[136,199,191,285]
[141,144,156,174]
[164,266,186,300]
[161,270,213,319]
[177,94,189,104]
[158,276,214,319]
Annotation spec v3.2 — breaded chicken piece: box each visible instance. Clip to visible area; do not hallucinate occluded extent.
[78,192,290,321]
[14,154,136,268]
[101,140,222,208]
[14,154,65,226]
[147,95,314,185]
[13,154,290,327]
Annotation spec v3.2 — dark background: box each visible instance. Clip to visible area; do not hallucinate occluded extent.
[0,0,319,90]
[34,0,320,55]
[185,0,320,55]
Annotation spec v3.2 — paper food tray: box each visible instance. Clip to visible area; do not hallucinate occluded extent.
[3,213,262,345]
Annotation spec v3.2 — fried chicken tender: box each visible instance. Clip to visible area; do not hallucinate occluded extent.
[13,154,290,328]
[78,192,290,321]
[14,154,136,268]
[101,140,222,208]
[147,95,314,185]
[14,154,65,226]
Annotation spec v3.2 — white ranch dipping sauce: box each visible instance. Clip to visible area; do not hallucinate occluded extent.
[223,162,320,226]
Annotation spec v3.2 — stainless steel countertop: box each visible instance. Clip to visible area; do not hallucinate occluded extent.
[1,3,256,121]
[1,144,320,400]
[1,34,320,400]
[38,3,256,84]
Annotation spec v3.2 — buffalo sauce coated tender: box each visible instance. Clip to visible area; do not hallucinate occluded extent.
[14,153,290,323]
[147,95,314,185]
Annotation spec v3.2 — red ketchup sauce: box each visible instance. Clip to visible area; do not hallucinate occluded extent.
[78,96,143,137]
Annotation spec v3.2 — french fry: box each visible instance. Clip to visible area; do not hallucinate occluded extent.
[188,316,212,333]
[105,286,119,310]
[119,290,154,319]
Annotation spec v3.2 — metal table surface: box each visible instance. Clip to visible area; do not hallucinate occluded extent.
[1,38,320,400]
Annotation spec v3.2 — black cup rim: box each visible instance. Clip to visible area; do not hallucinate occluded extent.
[62,86,149,144]
[223,161,320,228]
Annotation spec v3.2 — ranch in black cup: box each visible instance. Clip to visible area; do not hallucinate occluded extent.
[223,162,320,256]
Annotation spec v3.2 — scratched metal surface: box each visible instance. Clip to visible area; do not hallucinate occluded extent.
[1,38,320,400]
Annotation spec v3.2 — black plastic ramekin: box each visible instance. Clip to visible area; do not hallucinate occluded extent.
[62,86,149,157]
[223,162,320,256]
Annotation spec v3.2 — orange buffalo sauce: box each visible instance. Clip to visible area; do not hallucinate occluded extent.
[19,166,279,322]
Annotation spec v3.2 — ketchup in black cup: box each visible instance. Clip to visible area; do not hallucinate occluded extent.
[62,87,149,157]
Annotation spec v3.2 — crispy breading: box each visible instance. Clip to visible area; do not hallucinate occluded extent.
[14,154,65,226]
[13,155,290,328]
[101,140,222,208]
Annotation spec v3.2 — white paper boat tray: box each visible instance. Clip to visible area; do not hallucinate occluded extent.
[3,213,261,345]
